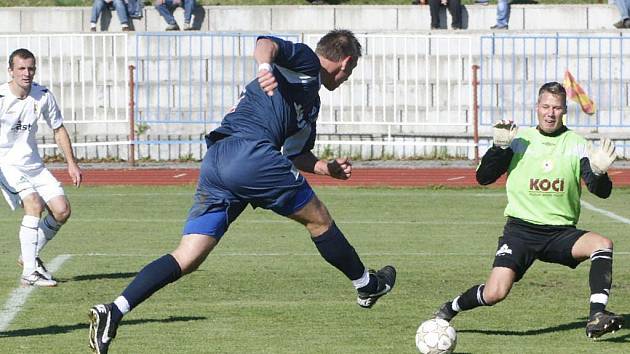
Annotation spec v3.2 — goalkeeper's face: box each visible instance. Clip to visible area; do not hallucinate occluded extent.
[536,92,566,134]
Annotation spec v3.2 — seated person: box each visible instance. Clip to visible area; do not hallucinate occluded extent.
[90,0,131,32]
[155,0,196,31]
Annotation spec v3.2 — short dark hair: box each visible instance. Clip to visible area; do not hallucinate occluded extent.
[9,48,36,70]
[538,81,567,106]
[315,29,362,62]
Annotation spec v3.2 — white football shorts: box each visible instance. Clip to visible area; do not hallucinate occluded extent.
[0,165,65,210]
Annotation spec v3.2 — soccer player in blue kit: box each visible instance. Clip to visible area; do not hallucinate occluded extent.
[89,29,396,354]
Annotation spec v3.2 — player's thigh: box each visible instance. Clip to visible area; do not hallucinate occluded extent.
[171,234,219,274]
[538,227,589,266]
[0,164,37,196]
[29,168,65,203]
[187,141,248,239]
[184,201,247,240]
[570,231,612,262]
[492,224,537,282]
[0,165,44,212]
[287,193,331,236]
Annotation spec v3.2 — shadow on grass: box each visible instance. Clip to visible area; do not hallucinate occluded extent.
[459,314,628,341]
[65,272,138,282]
[0,316,206,338]
[459,320,583,335]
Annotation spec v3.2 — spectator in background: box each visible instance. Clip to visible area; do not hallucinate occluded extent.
[155,0,196,31]
[491,0,510,29]
[90,0,131,32]
[613,0,630,28]
[412,0,462,30]
[127,0,144,20]
[430,0,462,29]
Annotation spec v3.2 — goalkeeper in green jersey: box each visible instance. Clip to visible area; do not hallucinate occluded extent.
[433,82,623,339]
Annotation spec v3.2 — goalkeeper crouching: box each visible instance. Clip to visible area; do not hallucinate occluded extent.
[433,81,623,339]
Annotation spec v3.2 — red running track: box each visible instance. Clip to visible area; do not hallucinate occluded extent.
[50,168,630,187]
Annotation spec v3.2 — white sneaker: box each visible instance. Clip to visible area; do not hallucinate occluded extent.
[21,271,57,287]
[18,256,54,280]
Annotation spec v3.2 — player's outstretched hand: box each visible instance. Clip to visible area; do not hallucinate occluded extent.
[327,157,352,180]
[493,119,518,149]
[587,137,617,175]
[68,163,82,187]
[257,63,277,96]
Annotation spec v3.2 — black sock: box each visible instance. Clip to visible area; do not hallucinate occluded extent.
[312,222,366,281]
[121,254,182,311]
[589,249,613,317]
[455,284,488,311]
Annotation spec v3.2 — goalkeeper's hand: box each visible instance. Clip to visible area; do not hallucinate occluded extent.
[493,119,518,149]
[587,138,617,175]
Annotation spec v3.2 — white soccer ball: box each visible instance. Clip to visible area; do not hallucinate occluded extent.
[415,318,457,354]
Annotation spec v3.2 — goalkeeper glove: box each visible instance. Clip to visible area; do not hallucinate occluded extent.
[587,138,617,175]
[493,120,518,149]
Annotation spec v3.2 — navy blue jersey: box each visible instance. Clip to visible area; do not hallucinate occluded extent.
[207,36,321,159]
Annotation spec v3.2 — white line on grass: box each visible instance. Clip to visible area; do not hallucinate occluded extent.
[0,254,72,332]
[581,200,630,224]
[66,191,507,198]
[0,218,505,225]
[71,251,630,258]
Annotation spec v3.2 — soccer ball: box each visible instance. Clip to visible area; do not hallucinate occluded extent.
[415,318,457,354]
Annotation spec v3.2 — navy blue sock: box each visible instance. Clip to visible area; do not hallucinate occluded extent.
[312,222,366,281]
[110,304,123,324]
[121,254,182,311]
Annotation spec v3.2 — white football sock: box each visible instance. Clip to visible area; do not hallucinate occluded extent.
[19,215,40,276]
[114,296,131,315]
[351,268,370,289]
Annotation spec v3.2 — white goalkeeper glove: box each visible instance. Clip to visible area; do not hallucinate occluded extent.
[587,138,617,175]
[493,120,518,149]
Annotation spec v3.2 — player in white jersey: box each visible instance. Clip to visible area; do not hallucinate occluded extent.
[0,48,82,287]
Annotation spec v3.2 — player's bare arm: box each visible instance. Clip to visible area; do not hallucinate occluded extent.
[53,125,82,187]
[292,151,352,180]
[254,38,279,96]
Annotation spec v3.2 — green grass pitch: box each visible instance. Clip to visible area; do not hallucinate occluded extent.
[0,185,628,353]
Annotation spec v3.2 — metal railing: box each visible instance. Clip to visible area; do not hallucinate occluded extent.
[479,34,630,129]
[1,33,129,124]
[133,32,300,126]
[303,33,474,132]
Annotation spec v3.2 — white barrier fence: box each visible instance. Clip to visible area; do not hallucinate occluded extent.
[3,33,474,160]
[303,33,475,135]
[1,34,129,124]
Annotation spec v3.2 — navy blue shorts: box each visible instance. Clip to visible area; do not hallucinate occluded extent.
[182,136,315,239]
[492,217,588,281]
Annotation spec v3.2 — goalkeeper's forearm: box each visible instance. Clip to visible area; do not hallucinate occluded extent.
[476,146,512,185]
